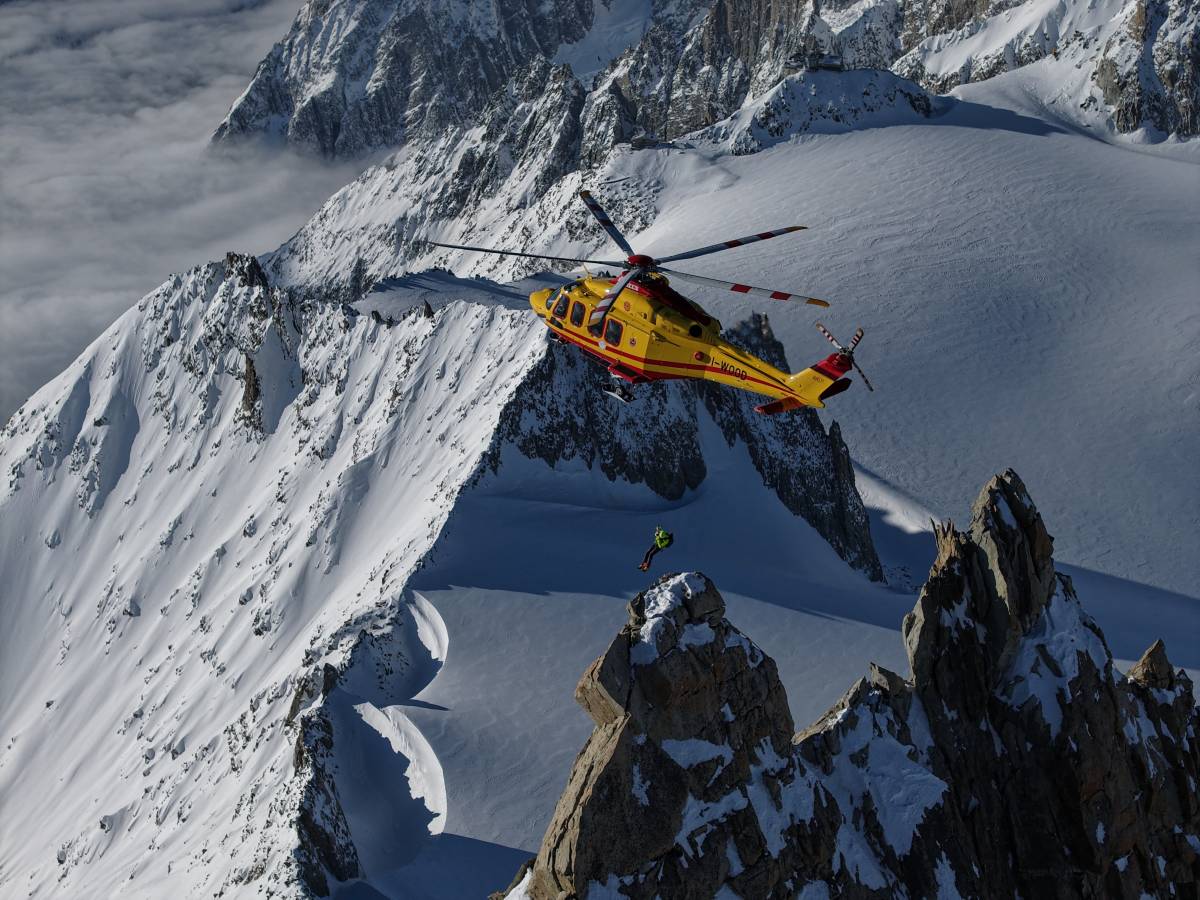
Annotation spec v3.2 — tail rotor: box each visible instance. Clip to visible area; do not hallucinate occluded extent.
[814,322,875,392]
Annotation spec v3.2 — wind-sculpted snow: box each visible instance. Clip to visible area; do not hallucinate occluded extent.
[0,257,550,897]
[506,472,1200,899]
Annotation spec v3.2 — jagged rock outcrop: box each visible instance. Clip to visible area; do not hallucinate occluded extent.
[514,572,845,899]
[1095,0,1199,136]
[697,69,938,155]
[504,471,1199,899]
[892,0,1198,136]
[212,0,594,157]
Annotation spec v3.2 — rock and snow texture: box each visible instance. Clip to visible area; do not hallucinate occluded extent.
[215,0,1197,168]
[504,471,1200,899]
[205,0,1198,600]
[0,252,879,896]
[211,0,599,158]
[488,312,882,579]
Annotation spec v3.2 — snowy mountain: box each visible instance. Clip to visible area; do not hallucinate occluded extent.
[206,0,1200,600]
[215,0,1197,161]
[0,253,880,897]
[3,0,1197,896]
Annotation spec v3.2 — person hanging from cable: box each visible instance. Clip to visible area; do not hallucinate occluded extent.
[638,525,674,572]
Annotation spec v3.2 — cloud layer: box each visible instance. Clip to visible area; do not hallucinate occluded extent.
[0,0,364,422]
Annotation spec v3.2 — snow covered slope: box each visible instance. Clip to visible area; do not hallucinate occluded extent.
[265,80,1198,598]
[0,253,883,896]
[0,256,552,896]
[4,0,1197,894]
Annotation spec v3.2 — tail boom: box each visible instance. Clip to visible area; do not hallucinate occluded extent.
[755,352,854,414]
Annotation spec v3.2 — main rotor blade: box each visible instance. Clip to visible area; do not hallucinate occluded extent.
[426,240,622,267]
[654,226,807,265]
[848,327,864,351]
[814,321,843,349]
[661,267,831,308]
[578,190,635,257]
[588,267,643,326]
[852,359,875,392]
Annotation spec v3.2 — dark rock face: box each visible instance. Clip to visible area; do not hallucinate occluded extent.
[292,712,361,895]
[1095,0,1199,136]
[506,471,1200,899]
[212,0,594,158]
[213,0,979,162]
[701,315,882,581]
[486,313,882,579]
[524,572,845,899]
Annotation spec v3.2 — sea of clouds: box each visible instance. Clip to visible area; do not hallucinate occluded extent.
[0,0,367,422]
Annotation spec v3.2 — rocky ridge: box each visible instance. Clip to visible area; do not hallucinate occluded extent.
[212,0,596,158]
[216,0,1197,185]
[231,0,1195,312]
[503,470,1200,898]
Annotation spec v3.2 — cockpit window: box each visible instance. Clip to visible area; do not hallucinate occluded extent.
[552,292,570,318]
[604,319,623,345]
[569,301,586,327]
[544,290,557,310]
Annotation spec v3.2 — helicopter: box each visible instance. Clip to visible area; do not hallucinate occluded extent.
[430,190,873,414]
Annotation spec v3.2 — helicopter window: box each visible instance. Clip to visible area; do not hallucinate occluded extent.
[688,324,703,338]
[552,293,570,318]
[604,319,623,346]
[569,301,585,328]
[544,290,557,310]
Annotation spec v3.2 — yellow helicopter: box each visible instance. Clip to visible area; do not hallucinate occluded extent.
[431,190,873,414]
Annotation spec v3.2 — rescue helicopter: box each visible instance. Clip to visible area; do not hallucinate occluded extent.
[430,190,873,414]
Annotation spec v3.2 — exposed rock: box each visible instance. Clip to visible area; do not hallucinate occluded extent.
[527,572,844,899]
[697,69,939,156]
[240,354,260,421]
[700,314,882,580]
[1095,0,1199,136]
[485,312,882,578]
[508,471,1200,898]
[212,0,594,158]
[292,711,361,895]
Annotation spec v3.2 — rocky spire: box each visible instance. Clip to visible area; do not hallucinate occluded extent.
[500,473,1200,899]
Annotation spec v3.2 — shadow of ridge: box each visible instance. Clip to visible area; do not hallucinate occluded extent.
[931,96,1070,137]
[341,831,532,900]
[396,698,449,712]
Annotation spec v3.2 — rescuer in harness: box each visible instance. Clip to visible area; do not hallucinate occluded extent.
[638,525,674,572]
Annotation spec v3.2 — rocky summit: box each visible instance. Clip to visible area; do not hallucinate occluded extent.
[500,471,1200,899]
